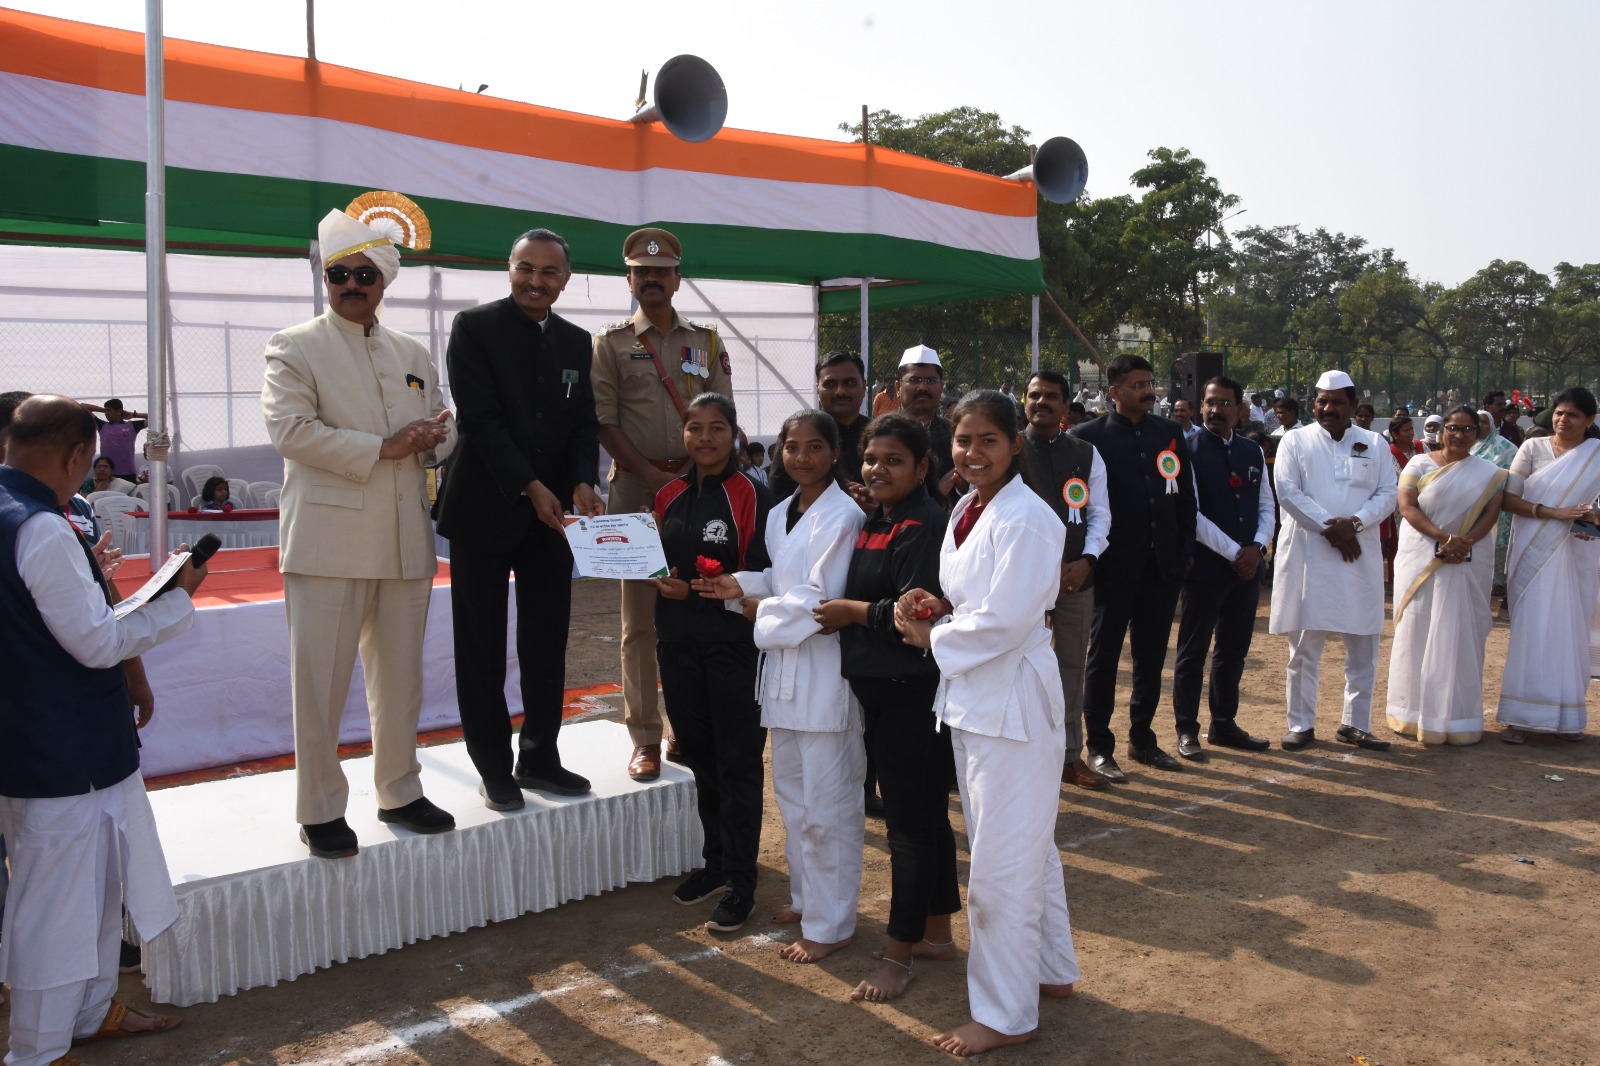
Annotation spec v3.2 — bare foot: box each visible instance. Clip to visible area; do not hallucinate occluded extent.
[932,1020,1033,1057]
[1041,981,1077,998]
[780,937,851,963]
[771,906,803,924]
[850,956,914,1002]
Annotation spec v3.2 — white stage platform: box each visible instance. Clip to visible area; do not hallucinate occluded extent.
[141,721,701,1007]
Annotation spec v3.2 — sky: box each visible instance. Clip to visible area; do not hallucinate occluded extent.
[9,0,1598,288]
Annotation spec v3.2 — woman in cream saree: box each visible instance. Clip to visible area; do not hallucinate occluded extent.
[1495,388,1600,741]
[1385,408,1507,745]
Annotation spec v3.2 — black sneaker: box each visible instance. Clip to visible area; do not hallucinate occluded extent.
[706,891,753,932]
[673,868,728,906]
[119,940,142,974]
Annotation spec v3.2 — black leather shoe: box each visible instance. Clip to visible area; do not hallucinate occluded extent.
[479,777,526,812]
[1176,733,1206,760]
[515,765,592,796]
[1207,722,1271,751]
[1336,725,1392,751]
[378,796,456,834]
[1087,752,1127,783]
[864,787,886,819]
[1132,746,1183,771]
[1281,728,1316,751]
[300,817,358,859]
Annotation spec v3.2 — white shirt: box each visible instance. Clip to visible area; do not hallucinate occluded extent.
[16,510,194,669]
[1191,426,1276,562]
[1268,423,1398,635]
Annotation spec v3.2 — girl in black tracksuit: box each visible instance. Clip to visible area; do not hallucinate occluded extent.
[813,412,958,1001]
[651,393,774,932]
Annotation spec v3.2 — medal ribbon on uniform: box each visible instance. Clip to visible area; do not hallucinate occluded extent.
[1157,439,1181,494]
[1062,477,1089,524]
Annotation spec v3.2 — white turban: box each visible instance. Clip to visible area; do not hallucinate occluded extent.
[317,208,400,283]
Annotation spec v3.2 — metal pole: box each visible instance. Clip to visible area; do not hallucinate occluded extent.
[1030,295,1040,374]
[859,278,869,380]
[144,0,170,564]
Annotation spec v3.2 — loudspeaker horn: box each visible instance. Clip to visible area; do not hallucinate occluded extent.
[629,55,728,143]
[1005,136,1089,203]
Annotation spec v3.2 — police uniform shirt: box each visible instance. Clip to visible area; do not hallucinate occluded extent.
[592,307,732,463]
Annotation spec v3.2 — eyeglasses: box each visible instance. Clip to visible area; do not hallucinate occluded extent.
[1440,424,1477,435]
[902,375,941,387]
[325,265,381,286]
[1202,399,1235,408]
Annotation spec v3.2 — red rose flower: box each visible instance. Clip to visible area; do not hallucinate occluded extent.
[1228,474,1243,488]
[222,502,234,512]
[187,506,199,514]
[695,555,724,578]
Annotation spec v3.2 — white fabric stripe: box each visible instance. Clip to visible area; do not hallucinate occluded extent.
[0,73,1038,262]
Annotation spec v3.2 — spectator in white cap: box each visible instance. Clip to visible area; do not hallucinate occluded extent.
[897,345,957,496]
[1267,369,1398,752]
[1422,414,1444,450]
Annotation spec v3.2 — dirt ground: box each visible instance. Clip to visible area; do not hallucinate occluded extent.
[15,578,1600,1066]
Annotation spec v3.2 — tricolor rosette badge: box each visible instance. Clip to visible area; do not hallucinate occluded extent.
[694,555,724,579]
[1062,477,1089,524]
[1157,448,1182,494]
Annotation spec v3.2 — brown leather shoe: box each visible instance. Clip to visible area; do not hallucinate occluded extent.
[664,735,687,765]
[1062,758,1108,790]
[628,743,662,781]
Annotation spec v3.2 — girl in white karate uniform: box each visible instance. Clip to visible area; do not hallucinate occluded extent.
[697,410,868,962]
[897,389,1079,1058]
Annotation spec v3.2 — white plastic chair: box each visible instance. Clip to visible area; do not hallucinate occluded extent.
[85,490,129,507]
[92,494,143,523]
[227,478,251,508]
[132,482,181,512]
[263,487,282,508]
[181,464,224,503]
[99,508,135,553]
[247,480,282,508]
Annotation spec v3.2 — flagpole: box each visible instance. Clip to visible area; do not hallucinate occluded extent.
[144,0,171,562]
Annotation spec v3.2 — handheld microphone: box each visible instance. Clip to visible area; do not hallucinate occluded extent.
[154,532,220,598]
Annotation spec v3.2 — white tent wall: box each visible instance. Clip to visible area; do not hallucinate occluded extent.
[0,244,817,482]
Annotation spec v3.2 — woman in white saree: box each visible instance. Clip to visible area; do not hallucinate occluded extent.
[1385,407,1508,745]
[1495,387,1600,742]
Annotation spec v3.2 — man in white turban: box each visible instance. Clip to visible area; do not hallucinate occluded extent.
[1268,370,1398,751]
[261,198,458,858]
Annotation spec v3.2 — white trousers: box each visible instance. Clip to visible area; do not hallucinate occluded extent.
[284,573,432,824]
[1284,629,1380,734]
[769,720,866,945]
[0,777,174,1066]
[952,699,1079,1036]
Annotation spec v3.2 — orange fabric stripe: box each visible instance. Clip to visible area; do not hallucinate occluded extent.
[1,9,1035,217]
[110,546,451,606]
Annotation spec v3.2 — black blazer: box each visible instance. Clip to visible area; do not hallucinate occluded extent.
[435,298,600,554]
[1070,409,1196,581]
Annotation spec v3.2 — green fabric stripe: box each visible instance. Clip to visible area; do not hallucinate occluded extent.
[0,145,1043,303]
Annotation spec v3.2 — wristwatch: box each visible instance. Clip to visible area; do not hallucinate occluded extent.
[1081,553,1099,570]
[1350,517,1365,533]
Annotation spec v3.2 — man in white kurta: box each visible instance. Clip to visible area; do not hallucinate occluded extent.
[1268,371,1398,750]
[262,203,457,858]
[0,396,201,1066]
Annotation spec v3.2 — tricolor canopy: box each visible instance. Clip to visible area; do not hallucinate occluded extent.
[0,8,1044,311]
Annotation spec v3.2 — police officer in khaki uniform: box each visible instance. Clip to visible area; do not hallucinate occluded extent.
[593,228,732,781]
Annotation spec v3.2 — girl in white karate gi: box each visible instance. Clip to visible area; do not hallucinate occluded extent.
[896,389,1079,1057]
[696,410,867,962]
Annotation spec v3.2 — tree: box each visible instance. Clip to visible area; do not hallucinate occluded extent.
[1435,260,1553,376]
[1120,148,1239,348]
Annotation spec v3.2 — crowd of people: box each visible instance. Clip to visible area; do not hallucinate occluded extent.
[3,191,1597,1064]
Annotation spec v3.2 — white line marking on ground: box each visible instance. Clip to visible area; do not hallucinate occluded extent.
[314,938,779,1063]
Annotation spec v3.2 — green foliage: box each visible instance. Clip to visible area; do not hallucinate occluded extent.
[826,105,1600,394]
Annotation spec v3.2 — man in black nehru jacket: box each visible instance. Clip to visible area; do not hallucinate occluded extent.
[1070,355,1196,780]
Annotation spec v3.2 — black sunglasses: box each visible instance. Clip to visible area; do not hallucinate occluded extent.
[325,265,381,286]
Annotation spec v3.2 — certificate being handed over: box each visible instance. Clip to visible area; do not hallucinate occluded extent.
[563,513,670,580]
